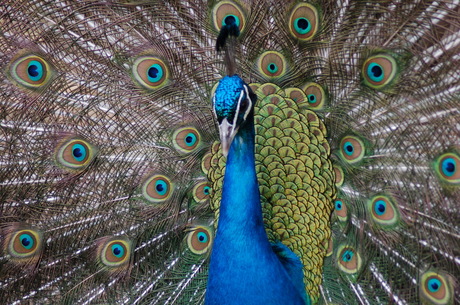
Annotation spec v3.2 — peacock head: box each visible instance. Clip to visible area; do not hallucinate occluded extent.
[213,75,256,156]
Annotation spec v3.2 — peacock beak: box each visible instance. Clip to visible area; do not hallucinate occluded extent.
[219,118,238,157]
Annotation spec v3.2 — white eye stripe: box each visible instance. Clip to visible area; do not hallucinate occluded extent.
[233,89,245,126]
[212,94,218,122]
[241,85,252,121]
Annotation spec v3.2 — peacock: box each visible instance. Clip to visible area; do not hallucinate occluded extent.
[0,0,459,304]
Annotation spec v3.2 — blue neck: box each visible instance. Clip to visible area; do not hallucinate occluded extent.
[205,115,306,305]
[218,118,265,233]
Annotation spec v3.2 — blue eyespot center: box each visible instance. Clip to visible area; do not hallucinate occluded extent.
[185,133,197,146]
[27,60,44,81]
[147,64,163,82]
[148,67,158,78]
[197,232,208,243]
[441,158,456,176]
[344,141,354,155]
[374,200,387,215]
[335,200,343,211]
[72,144,87,162]
[342,250,354,262]
[297,18,309,30]
[203,186,210,195]
[111,244,124,258]
[155,180,168,195]
[427,278,441,292]
[294,17,311,35]
[268,63,278,73]
[308,94,317,104]
[367,63,384,82]
[73,148,82,158]
[20,234,34,249]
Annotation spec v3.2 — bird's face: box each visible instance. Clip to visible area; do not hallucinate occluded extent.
[212,75,255,156]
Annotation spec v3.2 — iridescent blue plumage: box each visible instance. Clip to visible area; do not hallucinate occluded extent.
[205,75,310,305]
[213,75,245,122]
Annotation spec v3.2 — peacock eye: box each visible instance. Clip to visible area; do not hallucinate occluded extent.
[289,3,319,41]
[339,135,366,164]
[172,127,202,154]
[132,56,169,90]
[11,230,40,257]
[367,195,400,229]
[3,226,44,267]
[434,152,460,184]
[142,174,174,203]
[187,226,213,255]
[257,51,286,78]
[100,239,131,267]
[9,54,53,89]
[362,54,397,89]
[301,82,327,110]
[334,199,348,222]
[333,165,344,187]
[240,99,249,112]
[213,1,245,32]
[55,138,96,171]
[336,245,362,275]
[420,271,453,304]
[192,181,212,203]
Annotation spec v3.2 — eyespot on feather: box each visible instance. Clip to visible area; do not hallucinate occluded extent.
[55,138,96,171]
[172,127,202,154]
[212,1,245,33]
[9,54,53,89]
[434,152,460,185]
[368,194,400,228]
[302,82,327,110]
[257,51,287,78]
[288,3,319,41]
[193,181,212,203]
[186,226,213,255]
[142,174,174,203]
[334,199,347,222]
[132,56,169,90]
[420,271,454,305]
[8,229,43,259]
[339,136,366,164]
[362,54,397,89]
[336,244,362,275]
[99,238,132,268]
[325,238,333,257]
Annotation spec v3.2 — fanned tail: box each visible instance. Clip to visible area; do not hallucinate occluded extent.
[1,0,459,304]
